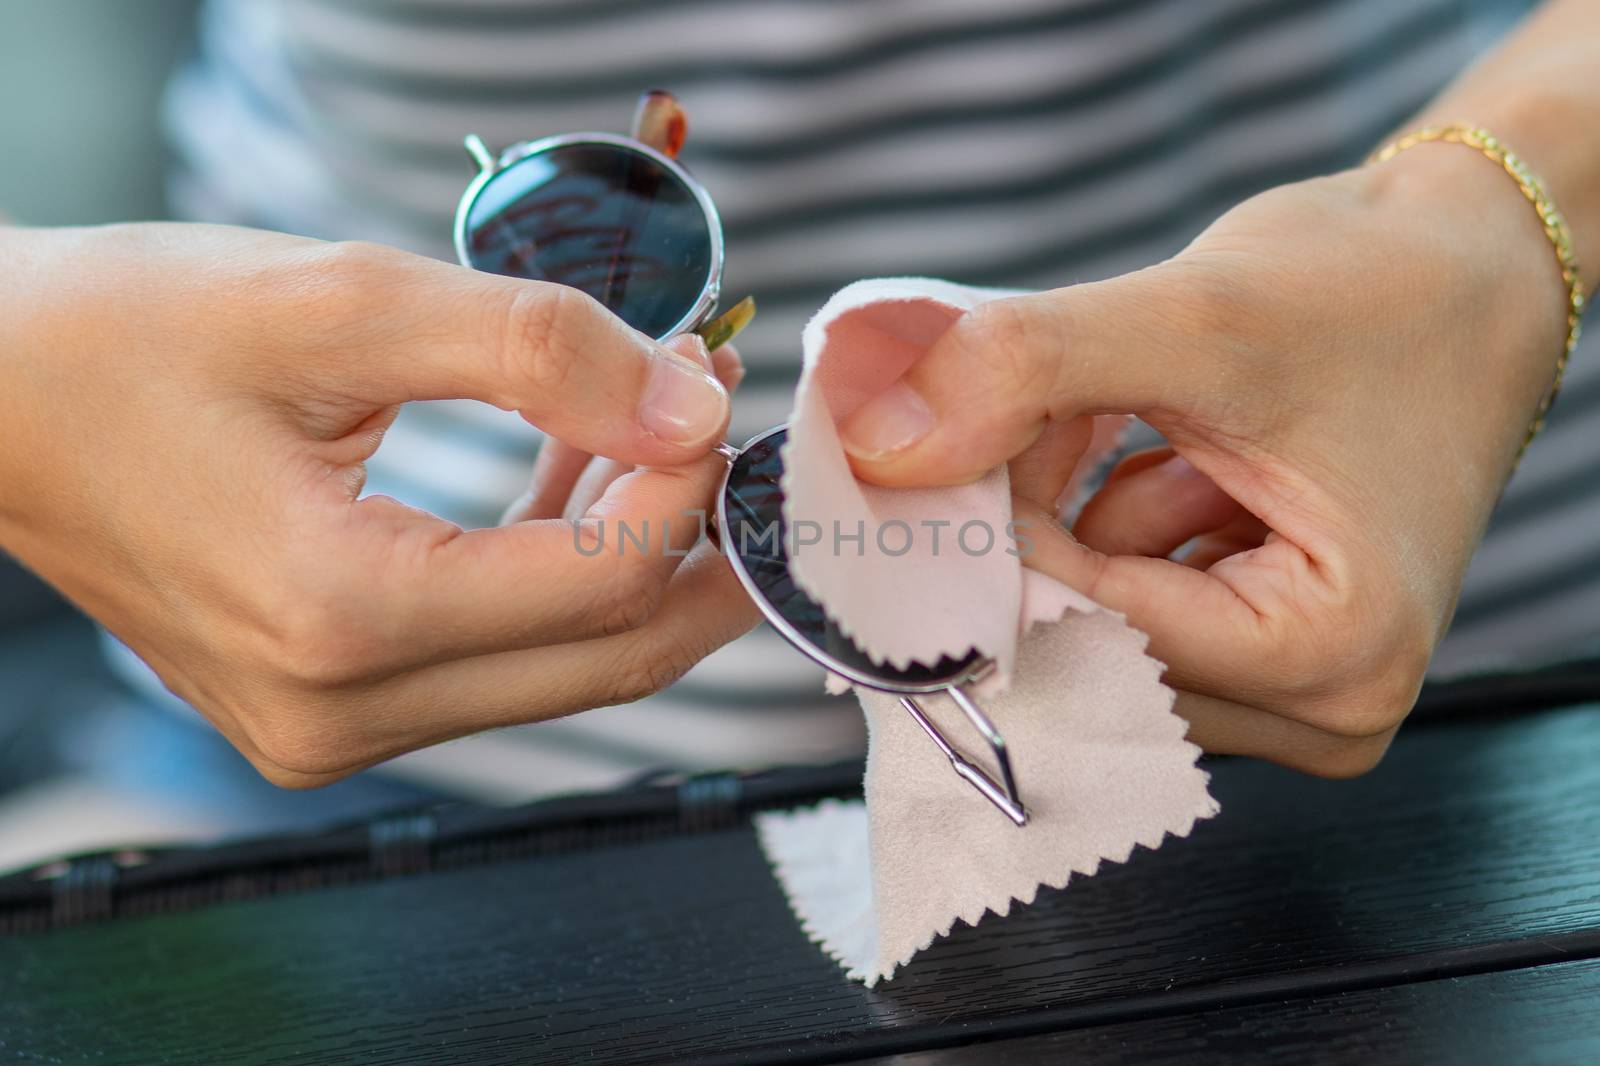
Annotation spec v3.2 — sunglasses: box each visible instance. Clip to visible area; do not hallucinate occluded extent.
[455,121,751,347]
[713,427,1028,826]
[455,103,1025,827]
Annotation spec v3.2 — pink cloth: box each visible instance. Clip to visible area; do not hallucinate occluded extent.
[758,278,1219,983]
[787,279,1042,692]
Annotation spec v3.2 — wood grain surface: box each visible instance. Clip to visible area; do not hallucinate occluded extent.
[2,705,1599,1064]
[864,958,1600,1065]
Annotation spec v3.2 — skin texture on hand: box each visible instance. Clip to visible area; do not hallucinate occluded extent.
[838,144,1571,778]
[0,222,758,787]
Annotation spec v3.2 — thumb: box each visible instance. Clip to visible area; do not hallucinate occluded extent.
[328,245,730,467]
[837,266,1223,487]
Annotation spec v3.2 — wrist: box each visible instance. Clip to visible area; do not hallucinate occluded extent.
[1407,88,1600,279]
[1363,137,1571,456]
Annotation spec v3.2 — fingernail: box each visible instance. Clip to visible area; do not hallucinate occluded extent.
[640,349,728,445]
[672,331,713,371]
[840,380,935,460]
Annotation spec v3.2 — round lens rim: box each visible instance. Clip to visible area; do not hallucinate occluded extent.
[716,424,989,695]
[453,132,724,342]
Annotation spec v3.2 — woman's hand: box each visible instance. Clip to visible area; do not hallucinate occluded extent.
[0,222,757,786]
[838,145,1570,776]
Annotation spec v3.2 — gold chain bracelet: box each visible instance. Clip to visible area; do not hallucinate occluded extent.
[1368,122,1586,462]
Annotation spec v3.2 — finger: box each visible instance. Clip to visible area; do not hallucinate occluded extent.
[140,651,371,790]
[1172,690,1398,779]
[668,334,745,391]
[838,267,1225,486]
[1013,497,1268,695]
[319,247,730,465]
[558,336,741,521]
[370,542,757,746]
[324,404,402,472]
[1073,452,1244,557]
[1006,416,1093,511]
[1181,512,1271,571]
[501,438,593,524]
[1102,446,1177,486]
[499,333,726,526]
[564,457,634,521]
[356,452,726,669]
[1057,413,1135,513]
[495,334,717,525]
[210,709,355,790]
[666,331,715,373]
[710,341,746,393]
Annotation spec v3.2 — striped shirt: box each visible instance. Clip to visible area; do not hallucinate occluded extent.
[128,0,1599,794]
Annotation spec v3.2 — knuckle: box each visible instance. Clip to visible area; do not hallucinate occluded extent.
[607,634,698,706]
[948,300,1053,400]
[590,552,668,638]
[256,240,406,346]
[263,590,387,689]
[600,595,657,639]
[501,284,596,397]
[1335,597,1430,736]
[1256,568,1372,689]
[320,239,401,277]
[1311,690,1413,742]
[1167,259,1254,339]
[1273,620,1361,702]
[1299,733,1395,780]
[1241,569,1433,742]
[1267,593,1428,741]
[603,667,658,708]
[1152,257,1280,428]
[1352,622,1430,732]
[1158,254,1279,358]
[242,703,363,782]
[248,755,342,790]
[303,240,400,307]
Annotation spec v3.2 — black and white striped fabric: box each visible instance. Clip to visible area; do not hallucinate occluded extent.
[133,0,1597,783]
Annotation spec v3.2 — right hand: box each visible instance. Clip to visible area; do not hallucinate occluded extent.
[0,222,759,786]
[836,151,1568,777]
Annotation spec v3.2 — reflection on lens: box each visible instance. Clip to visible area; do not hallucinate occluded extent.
[722,428,981,689]
[464,142,714,340]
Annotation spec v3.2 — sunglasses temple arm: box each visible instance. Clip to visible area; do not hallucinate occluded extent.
[899,691,1028,827]
[948,685,1025,812]
[695,295,757,352]
[464,134,495,173]
[710,424,1022,824]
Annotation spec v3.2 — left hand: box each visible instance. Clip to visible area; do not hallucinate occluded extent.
[836,145,1569,777]
[502,337,746,524]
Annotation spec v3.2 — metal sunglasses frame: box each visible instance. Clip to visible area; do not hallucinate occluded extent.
[454,131,726,343]
[454,126,1024,826]
[714,425,1029,826]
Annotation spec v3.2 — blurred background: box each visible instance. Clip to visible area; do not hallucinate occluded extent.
[0,4,856,872]
[0,2,197,226]
[0,0,879,877]
[0,0,213,871]
[3,0,1592,876]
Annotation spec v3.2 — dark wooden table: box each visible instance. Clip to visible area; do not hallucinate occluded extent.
[2,685,1599,1064]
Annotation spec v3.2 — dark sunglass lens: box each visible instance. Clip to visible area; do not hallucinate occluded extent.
[723,429,981,688]
[463,142,714,339]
